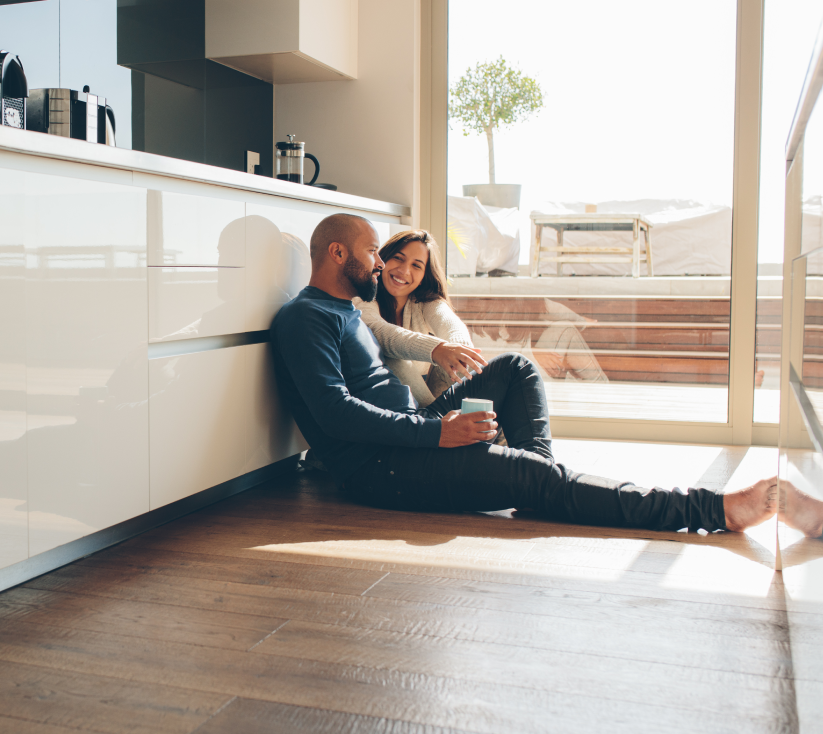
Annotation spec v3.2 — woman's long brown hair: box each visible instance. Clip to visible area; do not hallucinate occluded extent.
[375,230,451,325]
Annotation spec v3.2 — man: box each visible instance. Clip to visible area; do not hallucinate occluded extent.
[271,213,777,534]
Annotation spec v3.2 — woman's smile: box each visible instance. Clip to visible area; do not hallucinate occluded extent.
[382,240,429,300]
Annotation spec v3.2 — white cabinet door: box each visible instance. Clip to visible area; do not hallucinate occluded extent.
[0,170,27,570]
[149,346,246,510]
[24,170,150,556]
[243,343,308,474]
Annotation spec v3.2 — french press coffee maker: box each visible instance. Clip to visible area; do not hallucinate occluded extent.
[275,134,319,185]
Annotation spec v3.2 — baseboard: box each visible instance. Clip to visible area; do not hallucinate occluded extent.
[0,453,301,594]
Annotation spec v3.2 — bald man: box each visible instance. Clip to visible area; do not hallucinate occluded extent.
[271,213,777,534]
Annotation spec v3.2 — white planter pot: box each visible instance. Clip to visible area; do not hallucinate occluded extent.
[462,183,522,209]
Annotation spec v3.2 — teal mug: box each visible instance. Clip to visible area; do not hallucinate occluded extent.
[461,398,493,417]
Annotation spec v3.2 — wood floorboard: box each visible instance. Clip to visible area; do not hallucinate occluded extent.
[18,564,791,675]
[74,538,785,616]
[192,497,778,565]
[249,619,791,720]
[117,526,784,609]
[0,715,84,734]
[0,659,227,734]
[0,453,803,733]
[0,621,787,734]
[54,551,786,641]
[115,505,775,579]
[0,586,285,651]
[74,545,388,596]
[195,697,479,734]
[114,532,788,612]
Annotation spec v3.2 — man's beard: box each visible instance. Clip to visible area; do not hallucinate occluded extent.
[343,257,379,301]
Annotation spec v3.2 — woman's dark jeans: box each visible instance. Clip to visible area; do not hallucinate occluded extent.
[345,353,727,533]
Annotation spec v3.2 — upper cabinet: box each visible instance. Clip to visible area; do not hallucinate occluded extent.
[205,0,358,83]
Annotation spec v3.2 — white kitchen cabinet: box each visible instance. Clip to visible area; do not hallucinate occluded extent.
[24,170,150,556]
[149,347,246,510]
[0,170,28,571]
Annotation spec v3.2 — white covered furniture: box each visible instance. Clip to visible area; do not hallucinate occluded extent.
[531,212,653,278]
[447,195,520,276]
[529,200,733,278]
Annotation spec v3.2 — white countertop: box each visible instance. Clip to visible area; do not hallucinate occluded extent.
[0,125,410,218]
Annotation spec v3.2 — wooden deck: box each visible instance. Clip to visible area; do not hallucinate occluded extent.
[452,295,784,385]
[0,441,806,733]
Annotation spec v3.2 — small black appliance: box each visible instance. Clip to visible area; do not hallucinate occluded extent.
[27,85,116,146]
[0,51,28,130]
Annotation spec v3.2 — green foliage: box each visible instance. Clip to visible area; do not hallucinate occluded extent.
[449,56,544,137]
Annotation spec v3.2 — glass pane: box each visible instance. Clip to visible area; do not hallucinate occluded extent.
[796,88,823,418]
[61,0,134,150]
[754,0,823,424]
[447,0,736,422]
[778,247,823,734]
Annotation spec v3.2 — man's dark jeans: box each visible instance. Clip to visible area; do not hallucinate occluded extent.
[346,353,727,533]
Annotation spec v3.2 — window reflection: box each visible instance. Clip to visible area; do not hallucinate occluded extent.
[446,0,736,423]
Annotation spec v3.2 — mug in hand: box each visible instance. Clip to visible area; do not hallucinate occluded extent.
[461,398,493,419]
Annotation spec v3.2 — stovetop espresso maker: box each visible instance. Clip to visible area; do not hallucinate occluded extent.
[275,134,319,185]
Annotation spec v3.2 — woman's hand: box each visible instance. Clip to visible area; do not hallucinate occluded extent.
[431,343,487,382]
[535,351,568,379]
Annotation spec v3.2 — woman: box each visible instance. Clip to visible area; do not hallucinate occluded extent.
[355,229,473,407]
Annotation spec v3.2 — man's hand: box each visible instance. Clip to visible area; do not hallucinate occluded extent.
[431,343,488,383]
[438,409,497,448]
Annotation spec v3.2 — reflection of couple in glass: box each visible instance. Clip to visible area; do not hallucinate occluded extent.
[354,229,605,410]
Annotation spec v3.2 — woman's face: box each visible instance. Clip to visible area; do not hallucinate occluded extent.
[381,240,429,301]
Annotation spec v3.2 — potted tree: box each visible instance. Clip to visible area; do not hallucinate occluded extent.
[449,56,543,208]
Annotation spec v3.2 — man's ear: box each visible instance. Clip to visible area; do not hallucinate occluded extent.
[328,241,348,265]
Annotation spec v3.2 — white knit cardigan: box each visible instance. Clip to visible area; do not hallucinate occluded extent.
[353,297,473,406]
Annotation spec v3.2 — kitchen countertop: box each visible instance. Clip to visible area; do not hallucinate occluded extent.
[0,126,410,218]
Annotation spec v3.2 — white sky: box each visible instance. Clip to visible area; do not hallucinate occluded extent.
[448,0,823,264]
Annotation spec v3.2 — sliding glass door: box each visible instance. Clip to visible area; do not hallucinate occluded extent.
[443,0,765,444]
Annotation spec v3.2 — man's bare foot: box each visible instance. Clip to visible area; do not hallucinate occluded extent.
[724,477,778,532]
[779,480,823,538]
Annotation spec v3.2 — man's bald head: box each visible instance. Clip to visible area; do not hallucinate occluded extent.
[310,213,373,262]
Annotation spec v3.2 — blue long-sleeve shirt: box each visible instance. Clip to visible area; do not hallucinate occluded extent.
[271,286,442,481]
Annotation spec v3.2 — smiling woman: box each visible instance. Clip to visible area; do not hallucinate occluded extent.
[355,231,475,406]
[375,231,450,326]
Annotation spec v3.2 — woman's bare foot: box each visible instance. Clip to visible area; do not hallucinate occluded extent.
[779,480,823,538]
[724,477,778,532]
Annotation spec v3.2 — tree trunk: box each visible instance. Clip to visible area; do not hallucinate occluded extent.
[485,127,495,184]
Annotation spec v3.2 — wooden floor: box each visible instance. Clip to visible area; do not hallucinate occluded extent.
[0,441,802,733]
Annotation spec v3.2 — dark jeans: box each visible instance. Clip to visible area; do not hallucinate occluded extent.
[346,353,727,533]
